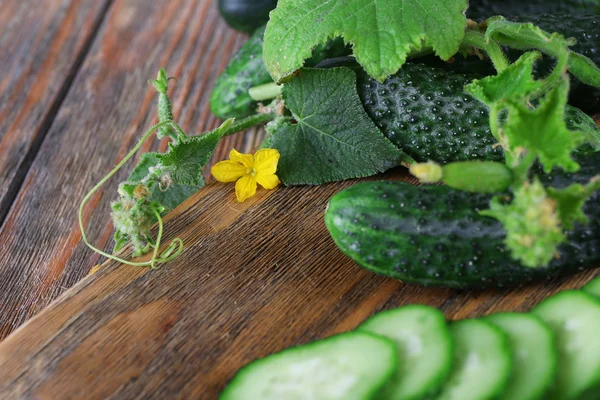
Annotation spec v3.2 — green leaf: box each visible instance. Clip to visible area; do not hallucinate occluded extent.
[269,68,404,185]
[157,130,223,186]
[484,17,573,54]
[150,183,200,211]
[503,76,583,173]
[481,179,565,268]
[263,0,468,82]
[548,177,600,230]
[129,153,161,181]
[465,51,543,106]
[565,105,600,154]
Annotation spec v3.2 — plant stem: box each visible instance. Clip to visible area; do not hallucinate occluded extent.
[462,30,509,73]
[221,113,278,136]
[249,82,282,101]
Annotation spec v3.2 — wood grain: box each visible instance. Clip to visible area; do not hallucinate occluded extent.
[0,169,597,399]
[0,0,251,340]
[0,0,111,222]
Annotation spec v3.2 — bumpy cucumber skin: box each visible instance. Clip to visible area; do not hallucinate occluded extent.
[356,63,598,164]
[210,26,271,120]
[324,154,600,289]
[468,0,600,19]
[513,14,600,114]
[210,28,350,120]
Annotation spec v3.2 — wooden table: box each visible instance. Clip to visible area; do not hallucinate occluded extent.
[0,1,598,398]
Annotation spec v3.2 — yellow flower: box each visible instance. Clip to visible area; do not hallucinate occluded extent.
[211,148,281,202]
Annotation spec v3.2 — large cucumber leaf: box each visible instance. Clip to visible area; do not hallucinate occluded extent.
[263,0,468,82]
[269,68,404,185]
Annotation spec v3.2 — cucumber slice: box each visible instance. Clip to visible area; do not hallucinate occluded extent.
[486,313,557,400]
[583,275,600,299]
[434,319,512,400]
[219,332,398,400]
[358,305,453,400]
[532,291,600,400]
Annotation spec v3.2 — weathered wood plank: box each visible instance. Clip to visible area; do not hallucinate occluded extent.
[0,0,112,221]
[0,169,597,399]
[0,0,250,340]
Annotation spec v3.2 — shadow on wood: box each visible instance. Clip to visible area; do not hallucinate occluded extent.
[0,168,597,399]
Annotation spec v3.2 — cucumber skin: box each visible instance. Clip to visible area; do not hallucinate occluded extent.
[210,27,350,120]
[324,154,600,289]
[532,291,600,400]
[357,63,599,164]
[358,305,453,400]
[485,312,557,400]
[219,331,399,400]
[218,0,277,34]
[468,0,600,19]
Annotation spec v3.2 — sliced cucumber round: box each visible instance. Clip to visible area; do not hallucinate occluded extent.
[532,291,600,400]
[358,305,453,400]
[219,332,398,400]
[434,319,512,400]
[582,275,600,299]
[486,312,557,400]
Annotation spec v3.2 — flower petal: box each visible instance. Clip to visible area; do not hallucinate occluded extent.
[230,148,254,168]
[211,160,246,182]
[235,175,257,202]
[256,173,280,190]
[254,148,280,175]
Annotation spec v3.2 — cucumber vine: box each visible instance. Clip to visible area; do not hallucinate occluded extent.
[81,0,600,270]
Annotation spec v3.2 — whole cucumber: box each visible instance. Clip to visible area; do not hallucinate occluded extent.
[324,153,600,289]
[210,26,350,119]
[357,62,600,164]
[218,0,277,34]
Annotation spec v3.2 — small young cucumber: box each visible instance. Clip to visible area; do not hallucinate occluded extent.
[583,275,600,298]
[532,291,600,400]
[486,313,557,400]
[433,319,512,400]
[219,332,398,400]
[410,161,513,193]
[358,305,453,400]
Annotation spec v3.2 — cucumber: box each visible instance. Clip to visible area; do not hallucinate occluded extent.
[356,62,600,164]
[219,332,398,400]
[532,291,600,400]
[583,275,600,298]
[486,313,557,400]
[468,0,600,19]
[210,27,350,120]
[218,0,277,34]
[358,305,453,400]
[324,152,600,289]
[433,319,512,400]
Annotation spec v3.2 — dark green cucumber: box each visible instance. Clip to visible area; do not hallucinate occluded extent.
[324,153,600,289]
[357,62,600,164]
[218,0,277,34]
[468,0,600,19]
[219,332,398,400]
[210,26,350,119]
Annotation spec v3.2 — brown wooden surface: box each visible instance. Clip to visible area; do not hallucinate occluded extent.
[0,168,598,399]
[0,0,256,340]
